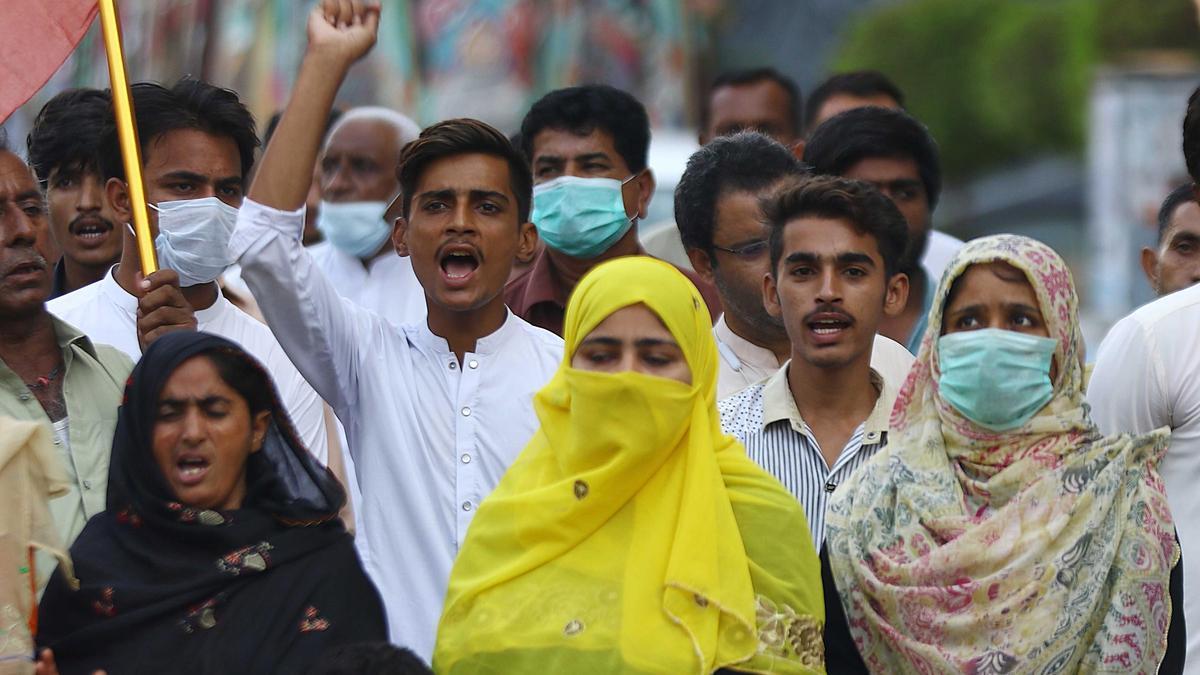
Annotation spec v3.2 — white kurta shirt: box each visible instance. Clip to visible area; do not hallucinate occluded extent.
[308,240,428,328]
[230,198,563,658]
[47,268,330,465]
[1087,282,1200,664]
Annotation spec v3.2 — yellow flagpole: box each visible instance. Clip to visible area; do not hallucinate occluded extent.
[97,0,157,274]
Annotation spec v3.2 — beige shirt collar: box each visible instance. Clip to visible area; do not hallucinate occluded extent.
[760,361,896,442]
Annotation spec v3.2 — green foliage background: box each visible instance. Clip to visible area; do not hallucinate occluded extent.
[833,0,1199,179]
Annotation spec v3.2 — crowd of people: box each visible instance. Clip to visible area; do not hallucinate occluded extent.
[2,1,1197,673]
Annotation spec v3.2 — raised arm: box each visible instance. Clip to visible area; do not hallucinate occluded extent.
[249,0,378,210]
[230,0,382,412]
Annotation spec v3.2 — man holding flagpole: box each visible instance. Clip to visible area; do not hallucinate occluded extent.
[47,79,333,467]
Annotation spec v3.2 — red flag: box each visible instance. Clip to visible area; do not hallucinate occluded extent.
[0,0,99,123]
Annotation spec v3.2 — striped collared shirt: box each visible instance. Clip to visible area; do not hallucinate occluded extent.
[718,362,898,548]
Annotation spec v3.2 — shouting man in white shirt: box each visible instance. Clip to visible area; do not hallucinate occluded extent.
[231,0,562,658]
[719,175,910,548]
[47,79,331,467]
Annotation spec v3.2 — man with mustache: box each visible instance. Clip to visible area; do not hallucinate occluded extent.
[26,89,123,298]
[231,1,561,657]
[719,175,909,548]
[675,131,915,398]
[0,143,187,558]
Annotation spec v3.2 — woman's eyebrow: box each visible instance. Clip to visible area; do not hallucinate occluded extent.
[634,338,680,349]
[1004,302,1043,315]
[578,336,622,347]
[946,303,983,315]
[157,394,232,406]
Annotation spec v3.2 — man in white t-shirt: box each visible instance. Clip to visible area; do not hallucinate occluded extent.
[232,4,561,657]
[1088,85,1200,666]
[48,78,330,465]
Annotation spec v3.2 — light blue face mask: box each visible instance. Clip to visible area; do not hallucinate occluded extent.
[532,175,636,259]
[937,328,1057,431]
[316,200,392,259]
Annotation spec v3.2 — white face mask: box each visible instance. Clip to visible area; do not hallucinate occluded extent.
[148,197,240,287]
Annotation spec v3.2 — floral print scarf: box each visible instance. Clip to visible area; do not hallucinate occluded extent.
[825,234,1178,674]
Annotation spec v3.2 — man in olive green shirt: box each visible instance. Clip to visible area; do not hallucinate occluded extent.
[0,145,192,556]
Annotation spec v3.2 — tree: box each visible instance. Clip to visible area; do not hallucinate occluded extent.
[833,0,1198,179]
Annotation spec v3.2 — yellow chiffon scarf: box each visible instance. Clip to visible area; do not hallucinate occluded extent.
[434,256,824,674]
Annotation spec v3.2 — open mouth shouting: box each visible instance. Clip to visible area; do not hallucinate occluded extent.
[438,242,483,289]
[69,215,115,248]
[173,452,212,487]
[804,310,855,346]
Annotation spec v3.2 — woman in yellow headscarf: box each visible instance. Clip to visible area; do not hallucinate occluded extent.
[434,256,825,674]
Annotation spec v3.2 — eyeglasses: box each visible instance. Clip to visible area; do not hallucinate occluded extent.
[711,240,769,260]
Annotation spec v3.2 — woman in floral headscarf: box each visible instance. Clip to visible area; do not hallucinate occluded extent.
[823,234,1184,674]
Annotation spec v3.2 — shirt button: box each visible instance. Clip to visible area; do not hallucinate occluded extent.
[53,437,61,446]
[824,481,837,493]
[461,501,472,511]
[449,362,457,370]
[461,454,472,464]
[18,393,30,401]
[468,360,479,369]
[461,407,471,417]
[82,480,92,490]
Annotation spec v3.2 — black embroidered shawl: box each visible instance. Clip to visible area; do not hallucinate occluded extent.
[38,332,387,674]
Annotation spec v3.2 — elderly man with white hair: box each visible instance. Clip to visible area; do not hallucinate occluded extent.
[311,105,426,326]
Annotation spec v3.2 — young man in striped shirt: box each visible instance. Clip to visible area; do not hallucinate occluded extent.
[719,175,910,547]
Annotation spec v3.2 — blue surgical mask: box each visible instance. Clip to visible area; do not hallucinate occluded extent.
[316,200,392,259]
[532,175,636,259]
[937,328,1057,431]
[149,197,239,287]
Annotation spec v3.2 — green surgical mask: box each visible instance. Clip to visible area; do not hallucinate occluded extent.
[937,328,1057,431]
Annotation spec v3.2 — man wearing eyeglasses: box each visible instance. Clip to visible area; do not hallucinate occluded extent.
[677,132,915,397]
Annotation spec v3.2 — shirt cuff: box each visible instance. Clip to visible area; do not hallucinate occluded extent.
[229,197,307,260]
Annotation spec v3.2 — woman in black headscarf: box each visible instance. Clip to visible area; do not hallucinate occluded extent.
[37,332,386,674]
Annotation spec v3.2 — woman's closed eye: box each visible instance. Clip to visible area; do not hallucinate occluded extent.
[578,347,618,365]
[639,348,683,368]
